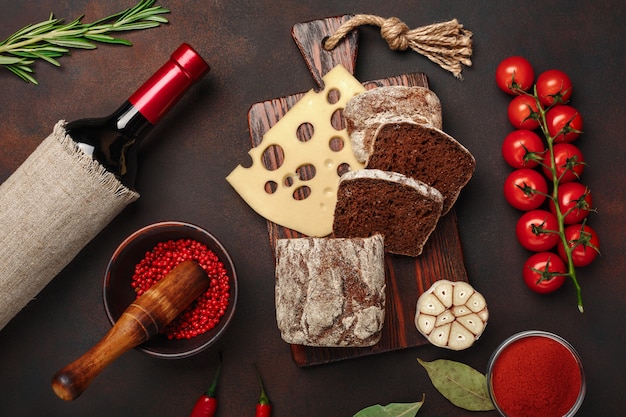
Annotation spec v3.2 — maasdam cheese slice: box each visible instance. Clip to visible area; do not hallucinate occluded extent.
[227,65,365,236]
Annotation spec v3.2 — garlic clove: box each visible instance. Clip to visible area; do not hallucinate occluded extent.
[428,323,451,348]
[418,292,446,316]
[416,314,436,335]
[447,321,475,350]
[477,309,489,322]
[456,313,484,335]
[452,305,471,317]
[467,291,487,313]
[452,281,475,306]
[435,310,455,327]
[432,280,453,307]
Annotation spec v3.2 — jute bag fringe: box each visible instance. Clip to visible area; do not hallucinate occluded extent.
[0,121,139,330]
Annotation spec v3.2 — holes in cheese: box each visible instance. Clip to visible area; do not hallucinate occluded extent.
[297,122,314,142]
[331,108,345,130]
[227,65,366,237]
[327,88,340,104]
[295,163,316,181]
[262,145,284,171]
[293,185,311,200]
[337,163,351,176]
[282,164,317,201]
[329,136,344,152]
[265,181,278,194]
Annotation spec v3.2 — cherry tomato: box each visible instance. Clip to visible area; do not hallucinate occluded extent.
[515,210,560,251]
[536,69,573,107]
[508,94,540,130]
[495,56,535,94]
[502,130,545,169]
[558,223,600,267]
[549,181,593,224]
[542,143,585,183]
[546,105,583,143]
[523,252,567,294]
[504,168,548,211]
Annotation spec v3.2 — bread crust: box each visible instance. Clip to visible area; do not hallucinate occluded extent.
[275,235,386,347]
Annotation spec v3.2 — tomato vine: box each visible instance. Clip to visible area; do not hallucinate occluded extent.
[496,57,599,312]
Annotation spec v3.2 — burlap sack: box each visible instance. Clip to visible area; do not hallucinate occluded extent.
[0,121,139,330]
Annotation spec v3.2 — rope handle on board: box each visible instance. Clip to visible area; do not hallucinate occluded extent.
[323,14,473,79]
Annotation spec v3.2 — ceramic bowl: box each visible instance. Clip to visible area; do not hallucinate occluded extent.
[103,221,237,359]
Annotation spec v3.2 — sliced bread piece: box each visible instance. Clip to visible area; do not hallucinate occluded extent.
[332,169,444,256]
[344,86,443,164]
[365,121,475,214]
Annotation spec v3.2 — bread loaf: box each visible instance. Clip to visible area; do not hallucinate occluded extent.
[345,86,443,164]
[275,234,386,347]
[333,169,444,256]
[364,121,475,214]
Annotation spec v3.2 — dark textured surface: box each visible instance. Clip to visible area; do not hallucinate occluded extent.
[0,1,624,416]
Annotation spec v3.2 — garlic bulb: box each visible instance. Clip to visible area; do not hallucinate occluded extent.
[414,280,488,350]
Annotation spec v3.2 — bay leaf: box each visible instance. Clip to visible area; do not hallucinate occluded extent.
[417,358,495,411]
[353,396,425,417]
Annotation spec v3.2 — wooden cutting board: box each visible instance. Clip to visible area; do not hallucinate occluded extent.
[246,15,470,366]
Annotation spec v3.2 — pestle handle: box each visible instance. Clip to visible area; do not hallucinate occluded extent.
[51,260,209,401]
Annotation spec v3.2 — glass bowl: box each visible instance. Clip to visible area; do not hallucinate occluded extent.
[103,221,237,359]
[486,330,585,417]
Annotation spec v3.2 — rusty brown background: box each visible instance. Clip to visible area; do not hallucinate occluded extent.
[0,1,624,416]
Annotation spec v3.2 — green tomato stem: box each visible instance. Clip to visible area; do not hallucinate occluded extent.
[531,88,584,313]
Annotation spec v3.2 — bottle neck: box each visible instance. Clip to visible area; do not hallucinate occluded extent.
[113,101,154,138]
[128,45,209,125]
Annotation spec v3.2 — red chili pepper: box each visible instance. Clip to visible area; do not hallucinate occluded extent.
[254,363,272,417]
[190,354,222,417]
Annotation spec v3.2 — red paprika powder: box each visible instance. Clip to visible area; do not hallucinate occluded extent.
[488,331,584,417]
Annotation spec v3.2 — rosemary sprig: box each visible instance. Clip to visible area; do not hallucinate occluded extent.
[0,0,170,84]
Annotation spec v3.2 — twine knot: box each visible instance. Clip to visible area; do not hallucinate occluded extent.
[380,16,410,50]
[324,14,473,79]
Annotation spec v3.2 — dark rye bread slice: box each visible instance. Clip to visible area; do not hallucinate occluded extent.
[344,86,443,164]
[275,234,386,347]
[333,169,444,257]
[366,121,475,214]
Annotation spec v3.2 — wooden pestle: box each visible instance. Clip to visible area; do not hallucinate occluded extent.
[51,260,210,401]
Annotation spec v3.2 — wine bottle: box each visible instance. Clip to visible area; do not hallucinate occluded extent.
[66,43,210,188]
[0,43,209,331]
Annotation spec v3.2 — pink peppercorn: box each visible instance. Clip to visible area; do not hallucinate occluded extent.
[130,238,231,339]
